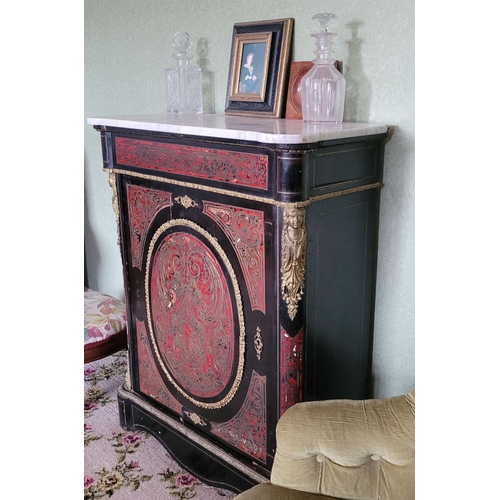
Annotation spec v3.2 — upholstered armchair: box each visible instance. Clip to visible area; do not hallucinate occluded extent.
[234,390,415,500]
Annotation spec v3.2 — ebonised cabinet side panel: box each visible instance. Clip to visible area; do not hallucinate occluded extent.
[304,187,380,401]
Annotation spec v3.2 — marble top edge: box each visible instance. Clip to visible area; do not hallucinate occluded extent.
[87,114,388,144]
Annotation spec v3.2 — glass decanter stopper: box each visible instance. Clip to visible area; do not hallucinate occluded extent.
[300,13,346,123]
[165,31,203,114]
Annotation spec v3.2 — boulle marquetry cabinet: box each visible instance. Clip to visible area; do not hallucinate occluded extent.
[88,114,389,493]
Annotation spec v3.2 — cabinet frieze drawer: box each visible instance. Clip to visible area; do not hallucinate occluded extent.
[313,144,379,189]
[114,136,269,190]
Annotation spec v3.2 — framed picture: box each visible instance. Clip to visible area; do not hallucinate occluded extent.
[285,61,314,120]
[285,60,338,119]
[225,18,294,118]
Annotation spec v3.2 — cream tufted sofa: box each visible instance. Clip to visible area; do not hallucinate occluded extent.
[234,390,415,500]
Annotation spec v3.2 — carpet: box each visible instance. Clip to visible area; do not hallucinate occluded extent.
[84,350,236,499]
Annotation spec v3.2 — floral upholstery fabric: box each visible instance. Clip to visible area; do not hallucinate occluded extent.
[84,288,127,345]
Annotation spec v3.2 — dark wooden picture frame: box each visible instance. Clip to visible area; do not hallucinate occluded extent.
[225,18,294,118]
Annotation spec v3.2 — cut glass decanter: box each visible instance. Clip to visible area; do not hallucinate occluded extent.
[165,31,203,114]
[300,13,346,123]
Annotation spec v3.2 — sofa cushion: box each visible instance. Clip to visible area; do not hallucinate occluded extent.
[270,392,415,500]
[84,288,127,345]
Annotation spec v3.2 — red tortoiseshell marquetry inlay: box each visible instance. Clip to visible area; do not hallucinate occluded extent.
[115,137,268,190]
[280,327,304,415]
[136,320,183,415]
[203,202,266,313]
[150,232,235,399]
[211,370,267,463]
[126,184,172,269]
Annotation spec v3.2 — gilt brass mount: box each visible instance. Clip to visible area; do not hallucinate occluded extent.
[281,207,306,320]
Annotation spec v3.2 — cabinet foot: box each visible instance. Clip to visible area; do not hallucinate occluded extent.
[117,384,270,493]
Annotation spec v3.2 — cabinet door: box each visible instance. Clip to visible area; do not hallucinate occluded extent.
[119,174,278,469]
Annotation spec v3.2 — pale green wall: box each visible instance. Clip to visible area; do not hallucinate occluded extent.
[84,0,415,398]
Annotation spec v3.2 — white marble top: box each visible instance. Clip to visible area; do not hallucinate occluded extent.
[87,114,388,145]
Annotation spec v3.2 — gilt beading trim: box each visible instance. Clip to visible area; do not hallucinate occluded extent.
[104,168,380,209]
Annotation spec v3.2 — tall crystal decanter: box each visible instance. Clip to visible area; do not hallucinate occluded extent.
[165,31,203,114]
[301,13,346,123]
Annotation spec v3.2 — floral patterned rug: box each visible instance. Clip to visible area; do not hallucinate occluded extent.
[84,351,236,499]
